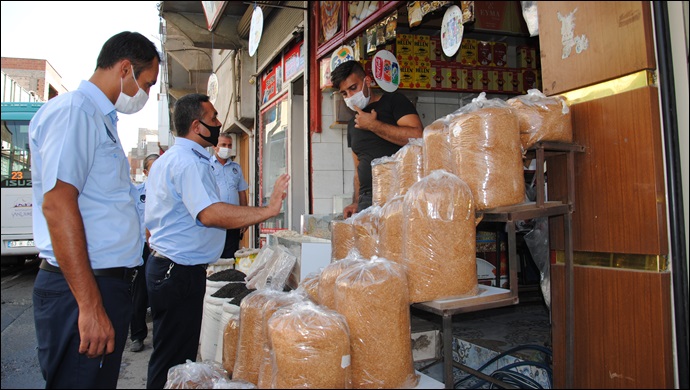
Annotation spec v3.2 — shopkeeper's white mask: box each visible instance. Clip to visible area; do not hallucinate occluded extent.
[344,81,370,111]
[217,147,234,160]
[115,65,149,114]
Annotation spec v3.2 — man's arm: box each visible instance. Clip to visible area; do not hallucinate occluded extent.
[42,179,114,359]
[198,174,289,229]
[343,152,360,218]
[353,108,424,146]
[238,190,248,234]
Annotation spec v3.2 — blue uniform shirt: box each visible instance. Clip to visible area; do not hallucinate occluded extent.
[29,80,143,269]
[135,181,147,242]
[210,156,248,206]
[145,137,225,265]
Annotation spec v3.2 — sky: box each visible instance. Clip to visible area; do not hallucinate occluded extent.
[1,1,163,153]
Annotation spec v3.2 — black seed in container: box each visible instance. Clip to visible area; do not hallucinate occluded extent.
[211,282,248,299]
[208,268,247,282]
[230,288,256,305]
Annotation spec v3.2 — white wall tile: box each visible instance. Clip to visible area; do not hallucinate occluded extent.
[342,144,355,171]
[321,91,334,115]
[416,102,436,128]
[312,143,343,171]
[318,125,344,143]
[343,170,354,195]
[312,170,344,198]
[312,198,333,215]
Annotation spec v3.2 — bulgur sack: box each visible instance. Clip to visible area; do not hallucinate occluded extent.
[334,258,419,388]
[371,156,398,206]
[330,219,355,261]
[318,256,367,310]
[377,195,405,264]
[448,92,525,210]
[351,205,381,260]
[394,138,424,197]
[422,120,453,177]
[506,89,573,151]
[267,301,351,389]
[403,170,479,303]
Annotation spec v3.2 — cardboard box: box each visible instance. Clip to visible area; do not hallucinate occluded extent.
[517,45,537,69]
[414,35,431,62]
[268,234,332,290]
[492,41,508,67]
[411,329,441,361]
[399,60,415,89]
[473,1,529,35]
[414,61,431,90]
[522,69,539,92]
[458,38,478,66]
[477,41,493,67]
[396,34,415,62]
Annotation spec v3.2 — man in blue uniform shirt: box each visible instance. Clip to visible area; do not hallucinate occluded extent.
[130,153,159,353]
[211,133,249,259]
[144,93,289,389]
[29,31,160,389]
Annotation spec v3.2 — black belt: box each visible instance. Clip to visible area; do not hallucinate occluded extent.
[40,259,137,281]
[150,251,207,270]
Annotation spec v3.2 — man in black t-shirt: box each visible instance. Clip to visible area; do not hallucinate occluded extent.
[331,60,423,216]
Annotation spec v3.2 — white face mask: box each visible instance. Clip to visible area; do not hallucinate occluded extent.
[344,81,370,111]
[114,65,149,114]
[217,147,233,160]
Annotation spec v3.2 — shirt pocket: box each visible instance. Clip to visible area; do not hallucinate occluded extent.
[90,138,129,193]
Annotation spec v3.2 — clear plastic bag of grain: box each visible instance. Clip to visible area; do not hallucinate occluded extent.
[296,271,321,303]
[232,289,285,385]
[318,256,367,310]
[222,316,240,375]
[256,291,309,388]
[351,205,381,259]
[448,92,524,210]
[377,195,405,264]
[422,119,453,177]
[334,257,419,388]
[393,138,424,197]
[506,89,573,151]
[164,359,229,389]
[330,218,355,261]
[371,155,398,206]
[402,170,479,303]
[267,301,351,389]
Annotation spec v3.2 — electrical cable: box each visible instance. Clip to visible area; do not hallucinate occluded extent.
[454,344,552,389]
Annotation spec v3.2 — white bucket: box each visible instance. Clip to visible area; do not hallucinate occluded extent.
[199,295,229,362]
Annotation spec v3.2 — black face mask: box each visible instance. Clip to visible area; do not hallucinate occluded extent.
[198,120,222,146]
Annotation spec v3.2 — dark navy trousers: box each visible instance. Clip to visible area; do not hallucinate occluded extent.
[33,270,132,389]
[145,254,206,389]
[130,243,151,342]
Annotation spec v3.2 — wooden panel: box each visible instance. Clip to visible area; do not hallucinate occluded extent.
[538,2,655,95]
[548,87,667,255]
[551,264,674,388]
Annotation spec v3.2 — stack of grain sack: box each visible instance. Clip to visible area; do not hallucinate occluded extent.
[171,90,571,389]
[331,90,572,303]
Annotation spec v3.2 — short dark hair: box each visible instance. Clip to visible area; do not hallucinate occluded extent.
[173,93,210,137]
[330,60,366,89]
[96,31,161,77]
[143,154,159,171]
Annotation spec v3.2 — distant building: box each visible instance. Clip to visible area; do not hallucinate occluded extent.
[1,57,68,102]
[128,127,160,182]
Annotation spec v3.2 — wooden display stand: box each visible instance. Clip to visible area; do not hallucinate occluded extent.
[412,142,584,389]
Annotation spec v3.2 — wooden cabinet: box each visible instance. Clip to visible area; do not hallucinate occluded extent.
[537,1,655,95]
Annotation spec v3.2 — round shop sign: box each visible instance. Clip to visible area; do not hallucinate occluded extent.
[330,45,355,73]
[441,5,464,58]
[371,50,400,93]
[248,6,263,57]
[207,73,218,105]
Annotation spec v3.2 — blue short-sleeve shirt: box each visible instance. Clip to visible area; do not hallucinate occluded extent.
[145,137,225,265]
[29,80,143,269]
[210,156,248,206]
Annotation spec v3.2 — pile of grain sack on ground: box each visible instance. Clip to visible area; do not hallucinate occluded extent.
[163,90,572,389]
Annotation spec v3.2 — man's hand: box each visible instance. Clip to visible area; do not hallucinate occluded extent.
[353,106,378,131]
[267,174,290,216]
[343,202,358,218]
[78,306,115,359]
